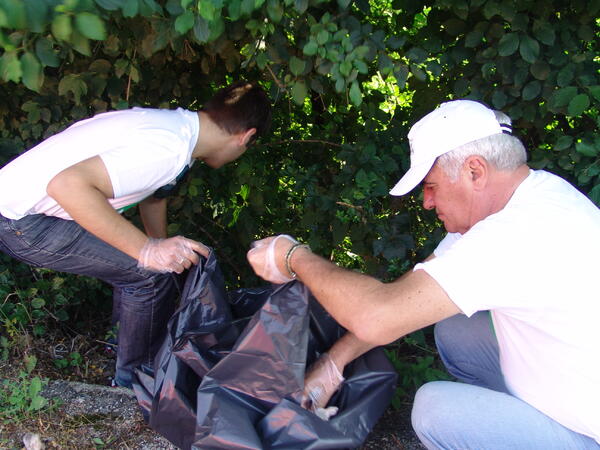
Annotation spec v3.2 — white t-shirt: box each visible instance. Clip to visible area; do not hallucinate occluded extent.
[0,107,199,220]
[415,169,600,443]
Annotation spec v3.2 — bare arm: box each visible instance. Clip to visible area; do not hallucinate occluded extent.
[47,156,149,259]
[292,248,458,345]
[139,196,168,239]
[248,238,459,346]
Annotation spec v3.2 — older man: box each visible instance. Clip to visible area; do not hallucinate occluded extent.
[247,100,600,448]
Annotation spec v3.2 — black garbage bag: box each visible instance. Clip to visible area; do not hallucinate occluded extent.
[133,252,397,449]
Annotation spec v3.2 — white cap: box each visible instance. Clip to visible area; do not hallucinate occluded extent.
[389,100,510,196]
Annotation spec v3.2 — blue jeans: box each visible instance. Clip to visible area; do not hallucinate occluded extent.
[0,213,179,388]
[411,312,599,449]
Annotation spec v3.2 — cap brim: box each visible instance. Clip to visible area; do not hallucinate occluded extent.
[389,160,436,196]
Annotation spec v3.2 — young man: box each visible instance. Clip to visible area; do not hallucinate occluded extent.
[0,81,271,388]
[247,100,600,448]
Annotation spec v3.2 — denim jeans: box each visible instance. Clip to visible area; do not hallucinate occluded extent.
[0,213,179,388]
[411,312,599,449]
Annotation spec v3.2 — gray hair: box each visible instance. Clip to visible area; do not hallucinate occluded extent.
[435,110,527,181]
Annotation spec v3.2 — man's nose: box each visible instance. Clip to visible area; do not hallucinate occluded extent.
[422,191,434,210]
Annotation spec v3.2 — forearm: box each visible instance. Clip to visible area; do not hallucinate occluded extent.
[290,248,455,345]
[139,196,167,238]
[291,248,388,339]
[49,185,148,260]
[327,332,377,371]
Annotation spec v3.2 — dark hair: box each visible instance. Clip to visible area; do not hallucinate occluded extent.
[201,81,272,144]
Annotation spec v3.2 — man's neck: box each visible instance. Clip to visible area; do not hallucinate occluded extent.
[192,111,227,160]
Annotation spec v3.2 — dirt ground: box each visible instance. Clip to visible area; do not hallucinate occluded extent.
[0,312,424,449]
[0,366,424,450]
[2,376,423,449]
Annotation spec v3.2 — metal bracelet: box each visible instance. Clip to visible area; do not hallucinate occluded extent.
[285,243,310,279]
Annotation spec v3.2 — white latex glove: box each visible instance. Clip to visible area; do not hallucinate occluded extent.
[247,234,298,284]
[302,353,344,420]
[137,236,207,273]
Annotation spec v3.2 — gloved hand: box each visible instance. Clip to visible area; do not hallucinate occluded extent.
[137,236,208,273]
[302,353,345,420]
[247,234,298,284]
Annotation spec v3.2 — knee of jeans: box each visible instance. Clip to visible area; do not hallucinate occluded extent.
[412,381,455,439]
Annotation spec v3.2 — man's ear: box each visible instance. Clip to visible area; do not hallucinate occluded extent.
[466,155,488,189]
[239,128,257,146]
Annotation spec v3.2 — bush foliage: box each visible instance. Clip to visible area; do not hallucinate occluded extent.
[0,0,598,333]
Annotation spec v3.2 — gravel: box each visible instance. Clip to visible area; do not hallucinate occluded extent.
[26,379,424,449]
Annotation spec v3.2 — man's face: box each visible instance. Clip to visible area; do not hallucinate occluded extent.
[421,162,474,234]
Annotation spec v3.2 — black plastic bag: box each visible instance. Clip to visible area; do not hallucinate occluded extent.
[133,252,397,449]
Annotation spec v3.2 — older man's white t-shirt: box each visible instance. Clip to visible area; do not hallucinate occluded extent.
[416,169,600,443]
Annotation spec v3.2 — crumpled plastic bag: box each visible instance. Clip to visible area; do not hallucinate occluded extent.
[132,252,397,449]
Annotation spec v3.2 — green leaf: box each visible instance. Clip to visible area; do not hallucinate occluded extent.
[568,94,590,117]
[349,81,362,106]
[0,0,26,28]
[96,0,125,10]
[464,30,483,48]
[289,56,305,76]
[71,29,91,56]
[193,16,210,43]
[589,86,600,103]
[532,19,555,45]
[35,38,60,68]
[228,0,241,20]
[588,184,600,207]
[58,74,88,104]
[522,80,541,101]
[75,12,106,40]
[0,52,22,83]
[122,0,139,17]
[175,11,194,34]
[20,53,43,92]
[575,138,597,157]
[316,29,329,45]
[266,0,283,22]
[28,377,42,398]
[337,0,350,8]
[530,61,550,80]
[556,64,575,87]
[24,354,37,373]
[294,0,308,14]
[290,80,307,105]
[554,135,573,151]
[354,59,368,74]
[241,0,254,15]
[551,86,577,108]
[498,33,519,57]
[519,35,539,63]
[24,0,49,32]
[492,90,507,109]
[303,40,318,56]
[199,1,216,20]
[31,297,46,309]
[51,14,72,41]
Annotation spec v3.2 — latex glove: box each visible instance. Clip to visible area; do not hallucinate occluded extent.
[137,236,207,273]
[302,353,344,420]
[247,234,298,284]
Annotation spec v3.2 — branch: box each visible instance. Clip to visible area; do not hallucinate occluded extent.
[264,139,342,147]
[266,64,285,90]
